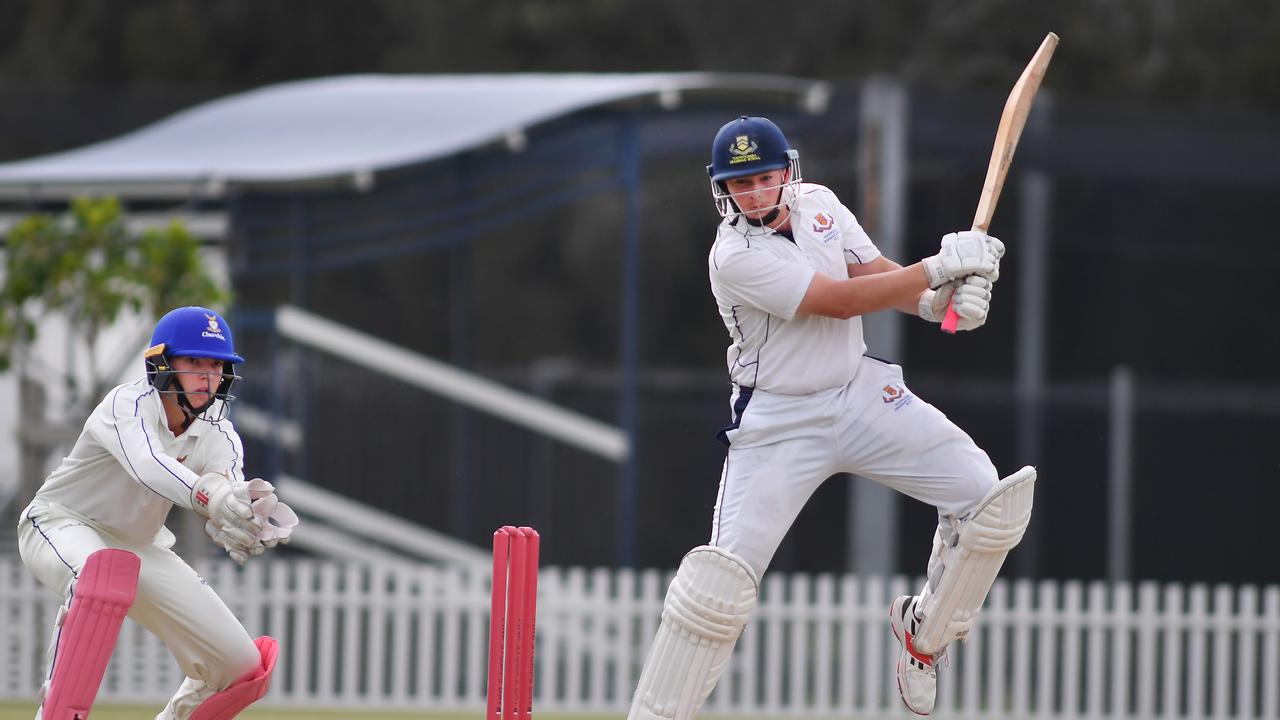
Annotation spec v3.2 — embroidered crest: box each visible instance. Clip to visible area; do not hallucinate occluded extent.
[728,135,761,165]
[882,384,914,411]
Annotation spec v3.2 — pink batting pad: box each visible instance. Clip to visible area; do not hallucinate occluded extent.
[190,636,279,720]
[42,548,140,720]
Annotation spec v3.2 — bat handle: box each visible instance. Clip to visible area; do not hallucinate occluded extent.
[940,301,960,334]
[941,221,988,335]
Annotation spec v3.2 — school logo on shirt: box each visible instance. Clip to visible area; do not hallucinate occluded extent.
[812,212,840,244]
[728,135,760,164]
[882,384,914,411]
[202,314,226,341]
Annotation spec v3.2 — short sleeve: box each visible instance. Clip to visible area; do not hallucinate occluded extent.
[833,201,882,265]
[714,247,816,320]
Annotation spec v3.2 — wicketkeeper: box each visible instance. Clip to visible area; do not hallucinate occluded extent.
[16,306,297,719]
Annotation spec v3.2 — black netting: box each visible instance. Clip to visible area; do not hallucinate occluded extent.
[226,88,1280,581]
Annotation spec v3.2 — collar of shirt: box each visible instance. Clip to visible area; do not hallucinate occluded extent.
[731,216,796,244]
[145,385,210,439]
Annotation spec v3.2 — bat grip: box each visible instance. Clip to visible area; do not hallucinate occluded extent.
[940,300,960,334]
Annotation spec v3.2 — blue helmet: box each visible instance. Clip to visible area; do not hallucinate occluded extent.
[706,116,802,218]
[144,306,243,421]
[147,306,243,364]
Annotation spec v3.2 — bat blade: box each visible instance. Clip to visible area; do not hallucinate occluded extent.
[942,32,1058,334]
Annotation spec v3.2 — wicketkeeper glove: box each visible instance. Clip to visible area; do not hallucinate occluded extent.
[192,472,263,549]
[203,478,300,565]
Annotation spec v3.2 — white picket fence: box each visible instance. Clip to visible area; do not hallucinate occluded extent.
[2,556,1278,718]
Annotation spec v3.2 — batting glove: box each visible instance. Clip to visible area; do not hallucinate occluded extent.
[922,231,1003,288]
[919,276,994,331]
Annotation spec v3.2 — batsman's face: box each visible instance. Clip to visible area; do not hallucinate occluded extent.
[725,169,788,220]
[171,356,224,401]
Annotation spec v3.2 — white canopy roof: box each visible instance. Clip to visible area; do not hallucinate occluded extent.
[0,72,827,199]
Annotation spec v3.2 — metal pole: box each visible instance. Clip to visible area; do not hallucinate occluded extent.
[1013,94,1053,577]
[452,157,475,539]
[268,327,284,482]
[290,196,311,484]
[851,78,908,575]
[617,118,642,567]
[1108,365,1135,582]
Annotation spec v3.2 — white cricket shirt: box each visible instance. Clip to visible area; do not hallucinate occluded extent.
[708,183,882,395]
[31,378,245,544]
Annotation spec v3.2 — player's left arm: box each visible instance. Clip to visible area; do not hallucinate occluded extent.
[194,422,259,563]
[836,196,995,327]
[836,198,927,316]
[847,257,925,315]
[201,419,247,483]
[203,420,299,560]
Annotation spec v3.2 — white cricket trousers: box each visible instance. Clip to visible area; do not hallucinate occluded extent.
[17,501,260,718]
[712,357,998,579]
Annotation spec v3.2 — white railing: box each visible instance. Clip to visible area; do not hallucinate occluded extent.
[2,556,1278,718]
[274,474,492,569]
[274,304,629,462]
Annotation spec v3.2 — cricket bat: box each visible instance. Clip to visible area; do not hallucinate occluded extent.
[942,31,1059,334]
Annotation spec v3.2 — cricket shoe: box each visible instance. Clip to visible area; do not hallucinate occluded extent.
[890,594,940,715]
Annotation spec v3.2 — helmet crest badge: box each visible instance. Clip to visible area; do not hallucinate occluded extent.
[202,313,226,340]
[729,135,760,164]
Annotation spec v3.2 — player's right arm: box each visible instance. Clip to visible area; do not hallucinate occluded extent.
[86,387,264,552]
[86,383,204,508]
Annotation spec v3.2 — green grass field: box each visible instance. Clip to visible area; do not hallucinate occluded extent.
[0,704,621,720]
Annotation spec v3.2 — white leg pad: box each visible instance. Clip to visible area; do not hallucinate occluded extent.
[913,466,1036,655]
[628,545,758,720]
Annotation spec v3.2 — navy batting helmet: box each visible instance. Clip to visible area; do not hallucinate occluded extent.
[144,306,243,421]
[707,116,802,218]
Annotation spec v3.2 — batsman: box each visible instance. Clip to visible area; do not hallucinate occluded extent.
[16,306,297,719]
[626,117,1035,718]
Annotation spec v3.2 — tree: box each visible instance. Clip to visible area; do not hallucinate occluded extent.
[0,196,227,504]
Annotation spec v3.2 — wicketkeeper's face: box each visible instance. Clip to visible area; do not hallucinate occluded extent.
[170,356,225,402]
